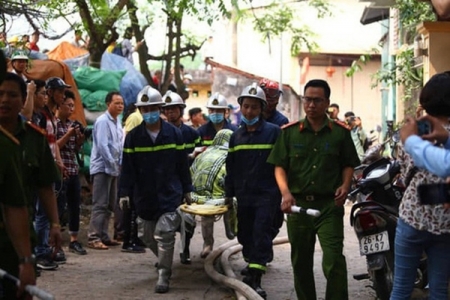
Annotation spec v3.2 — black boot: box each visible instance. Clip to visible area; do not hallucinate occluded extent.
[242,268,267,299]
[180,235,191,265]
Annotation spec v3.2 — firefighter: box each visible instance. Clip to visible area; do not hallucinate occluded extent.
[225,83,282,299]
[197,92,238,146]
[119,86,192,294]
[161,90,200,264]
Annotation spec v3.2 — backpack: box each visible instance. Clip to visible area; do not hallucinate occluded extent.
[112,43,124,56]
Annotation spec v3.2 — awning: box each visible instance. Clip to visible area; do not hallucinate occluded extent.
[360,6,390,25]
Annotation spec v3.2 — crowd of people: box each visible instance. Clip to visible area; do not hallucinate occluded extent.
[1,38,449,299]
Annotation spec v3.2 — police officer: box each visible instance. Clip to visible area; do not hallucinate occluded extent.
[0,129,36,300]
[119,86,192,294]
[0,73,62,272]
[197,92,238,146]
[162,90,200,264]
[225,83,281,299]
[267,79,360,300]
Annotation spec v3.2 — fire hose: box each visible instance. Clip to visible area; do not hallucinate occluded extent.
[204,206,320,300]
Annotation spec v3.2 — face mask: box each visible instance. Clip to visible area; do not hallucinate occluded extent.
[142,111,160,124]
[209,113,224,124]
[241,116,259,126]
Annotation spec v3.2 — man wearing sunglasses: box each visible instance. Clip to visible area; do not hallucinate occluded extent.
[259,79,289,127]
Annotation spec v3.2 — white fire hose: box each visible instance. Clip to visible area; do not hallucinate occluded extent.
[205,206,320,300]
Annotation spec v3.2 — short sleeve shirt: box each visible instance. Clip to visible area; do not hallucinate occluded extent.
[267,117,360,197]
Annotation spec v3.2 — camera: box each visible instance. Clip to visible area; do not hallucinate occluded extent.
[418,183,450,205]
[71,120,92,139]
[417,120,431,136]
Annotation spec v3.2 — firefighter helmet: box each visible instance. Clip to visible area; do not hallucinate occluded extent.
[237,82,267,108]
[162,91,186,108]
[206,92,228,109]
[135,85,163,106]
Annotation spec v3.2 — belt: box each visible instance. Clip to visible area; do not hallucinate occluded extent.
[294,194,333,202]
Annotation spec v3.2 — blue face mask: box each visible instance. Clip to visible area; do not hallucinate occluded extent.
[209,113,224,124]
[241,116,259,126]
[142,111,160,124]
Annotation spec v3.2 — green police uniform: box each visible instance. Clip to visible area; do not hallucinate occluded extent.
[14,120,60,203]
[12,119,60,254]
[267,117,360,300]
[0,129,28,299]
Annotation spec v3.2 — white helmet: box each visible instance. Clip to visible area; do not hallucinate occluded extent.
[162,91,186,108]
[206,92,228,109]
[11,51,29,61]
[135,85,163,107]
[237,82,267,109]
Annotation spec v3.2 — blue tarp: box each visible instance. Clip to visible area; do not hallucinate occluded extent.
[100,52,148,108]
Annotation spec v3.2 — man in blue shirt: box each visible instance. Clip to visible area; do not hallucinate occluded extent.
[88,91,124,250]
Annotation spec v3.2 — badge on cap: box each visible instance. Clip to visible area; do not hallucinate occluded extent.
[141,94,149,102]
[248,87,257,95]
[212,99,219,105]
[165,97,172,103]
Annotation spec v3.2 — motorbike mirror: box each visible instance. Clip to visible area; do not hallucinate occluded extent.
[392,130,400,143]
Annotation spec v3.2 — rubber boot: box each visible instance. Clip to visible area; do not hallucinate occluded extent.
[180,232,192,265]
[200,216,214,258]
[243,269,267,299]
[155,268,171,293]
[155,236,174,293]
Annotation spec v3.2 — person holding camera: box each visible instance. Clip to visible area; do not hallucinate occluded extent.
[392,71,450,300]
[55,90,87,256]
[344,111,366,161]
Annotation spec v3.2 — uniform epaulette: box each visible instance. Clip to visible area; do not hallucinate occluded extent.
[334,119,351,130]
[281,121,300,130]
[26,121,47,135]
[0,125,20,145]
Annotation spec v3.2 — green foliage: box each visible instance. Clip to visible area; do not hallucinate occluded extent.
[345,48,379,77]
[247,1,329,56]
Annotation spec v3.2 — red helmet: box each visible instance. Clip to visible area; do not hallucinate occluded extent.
[259,78,281,99]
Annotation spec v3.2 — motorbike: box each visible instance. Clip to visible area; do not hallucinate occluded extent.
[348,156,428,299]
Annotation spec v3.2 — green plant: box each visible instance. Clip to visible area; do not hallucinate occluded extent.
[372,47,423,115]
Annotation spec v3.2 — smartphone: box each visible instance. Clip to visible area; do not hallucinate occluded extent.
[417,120,431,136]
[417,183,450,205]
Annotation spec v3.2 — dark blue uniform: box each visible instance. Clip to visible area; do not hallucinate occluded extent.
[266,110,289,127]
[197,120,238,146]
[119,120,192,221]
[178,123,201,156]
[225,119,281,271]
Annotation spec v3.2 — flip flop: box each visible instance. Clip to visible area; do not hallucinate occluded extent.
[87,240,109,250]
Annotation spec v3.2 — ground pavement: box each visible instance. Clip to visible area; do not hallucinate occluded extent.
[37,205,387,300]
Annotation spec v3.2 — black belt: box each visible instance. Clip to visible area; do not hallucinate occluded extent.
[294,194,333,202]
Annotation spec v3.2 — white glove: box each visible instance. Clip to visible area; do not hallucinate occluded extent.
[119,196,130,210]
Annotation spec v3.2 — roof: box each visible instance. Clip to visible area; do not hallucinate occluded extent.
[205,58,300,98]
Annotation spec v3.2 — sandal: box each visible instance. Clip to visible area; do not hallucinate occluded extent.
[87,240,109,250]
[102,239,121,246]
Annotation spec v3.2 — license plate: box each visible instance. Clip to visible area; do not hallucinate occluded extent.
[359,231,390,255]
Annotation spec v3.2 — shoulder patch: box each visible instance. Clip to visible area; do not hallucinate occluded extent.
[281,121,300,130]
[26,121,47,135]
[334,119,351,130]
[0,125,20,145]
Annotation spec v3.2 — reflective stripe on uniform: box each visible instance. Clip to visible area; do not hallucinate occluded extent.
[202,140,213,146]
[123,143,185,153]
[228,144,274,153]
[249,263,267,272]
